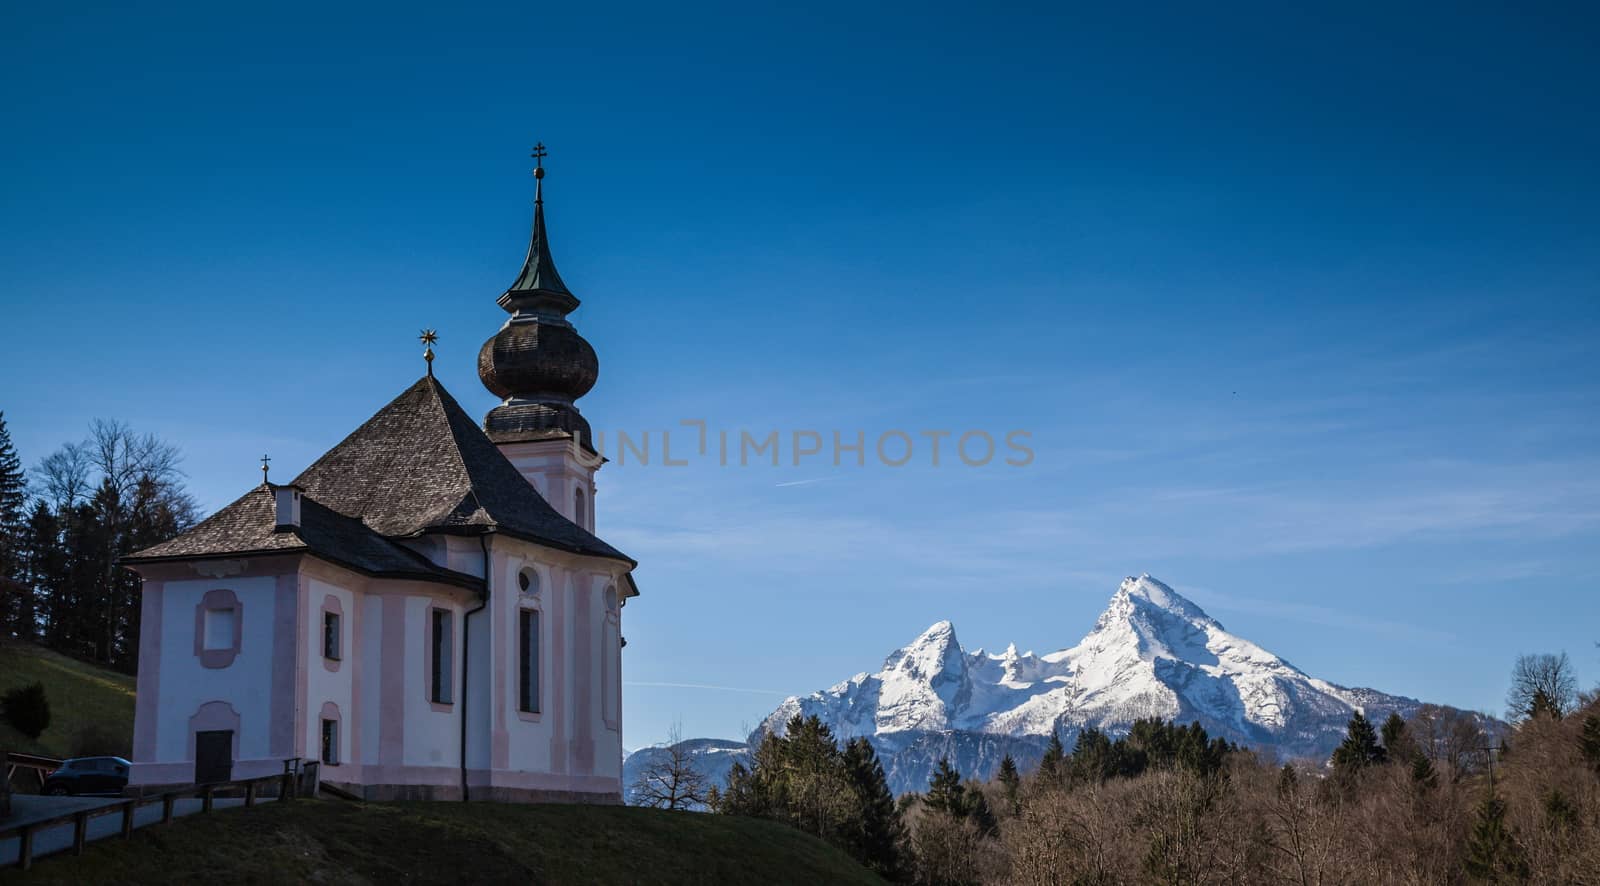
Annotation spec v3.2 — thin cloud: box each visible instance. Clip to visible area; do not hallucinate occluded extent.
[1177,584,1456,644]
[624,680,792,696]
[775,477,830,488]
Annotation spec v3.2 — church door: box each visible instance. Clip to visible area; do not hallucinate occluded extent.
[195,730,233,784]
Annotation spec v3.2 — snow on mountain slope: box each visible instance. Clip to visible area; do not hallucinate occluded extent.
[760,574,1435,779]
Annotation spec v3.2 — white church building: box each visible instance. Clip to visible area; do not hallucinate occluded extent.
[122,150,638,802]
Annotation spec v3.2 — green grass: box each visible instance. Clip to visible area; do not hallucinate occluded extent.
[1,800,886,885]
[0,642,135,759]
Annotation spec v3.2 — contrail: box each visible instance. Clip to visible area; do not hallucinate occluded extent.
[625,680,791,696]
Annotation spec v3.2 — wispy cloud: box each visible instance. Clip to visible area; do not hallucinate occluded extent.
[624,681,792,696]
[1176,584,1456,644]
[774,477,830,488]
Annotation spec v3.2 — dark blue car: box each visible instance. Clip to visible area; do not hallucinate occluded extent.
[42,756,130,796]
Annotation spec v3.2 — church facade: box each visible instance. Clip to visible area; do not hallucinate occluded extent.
[122,151,638,803]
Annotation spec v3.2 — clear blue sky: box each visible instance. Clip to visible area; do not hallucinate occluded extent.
[5,2,1598,748]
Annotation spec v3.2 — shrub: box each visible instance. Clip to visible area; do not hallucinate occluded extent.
[1,682,51,739]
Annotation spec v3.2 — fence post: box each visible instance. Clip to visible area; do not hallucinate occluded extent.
[162,792,176,824]
[72,811,88,856]
[245,780,258,807]
[202,785,214,813]
[16,825,32,871]
[121,800,136,838]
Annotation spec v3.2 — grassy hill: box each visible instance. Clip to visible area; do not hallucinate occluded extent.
[2,799,885,885]
[0,641,134,759]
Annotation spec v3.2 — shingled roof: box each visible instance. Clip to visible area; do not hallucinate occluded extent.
[126,375,633,580]
[124,485,484,589]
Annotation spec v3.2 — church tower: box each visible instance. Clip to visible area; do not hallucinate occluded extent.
[478,145,601,531]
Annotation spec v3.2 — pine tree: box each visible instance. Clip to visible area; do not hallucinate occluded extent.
[925,756,967,816]
[0,411,27,635]
[1071,726,1117,783]
[1277,763,1298,800]
[841,737,904,879]
[1580,715,1600,776]
[1380,711,1419,762]
[1543,789,1576,833]
[1527,689,1560,721]
[23,502,64,645]
[996,753,1020,814]
[1039,729,1066,780]
[1410,753,1438,790]
[1463,791,1529,883]
[1331,711,1387,775]
[779,715,851,840]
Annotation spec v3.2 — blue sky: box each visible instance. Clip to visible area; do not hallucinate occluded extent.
[4,2,1598,748]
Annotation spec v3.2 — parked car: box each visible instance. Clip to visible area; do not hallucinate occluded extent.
[42,756,130,796]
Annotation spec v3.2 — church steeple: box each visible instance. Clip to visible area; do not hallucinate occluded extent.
[499,143,577,317]
[479,144,600,453]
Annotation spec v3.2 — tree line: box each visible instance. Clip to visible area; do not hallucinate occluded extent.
[0,411,197,672]
[639,651,1600,884]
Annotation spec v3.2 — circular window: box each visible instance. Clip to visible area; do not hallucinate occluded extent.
[518,568,540,595]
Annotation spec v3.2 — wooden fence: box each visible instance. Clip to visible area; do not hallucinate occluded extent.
[2,759,321,871]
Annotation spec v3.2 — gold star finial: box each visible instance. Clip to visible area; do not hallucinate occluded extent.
[420,329,438,376]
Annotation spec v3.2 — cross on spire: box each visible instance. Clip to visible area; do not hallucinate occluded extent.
[260,454,271,483]
[531,141,547,202]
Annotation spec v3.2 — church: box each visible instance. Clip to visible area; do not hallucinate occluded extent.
[121,148,638,803]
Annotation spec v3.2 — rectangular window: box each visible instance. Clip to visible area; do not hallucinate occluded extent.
[203,607,235,651]
[320,718,339,765]
[323,612,341,660]
[519,609,540,713]
[431,609,453,704]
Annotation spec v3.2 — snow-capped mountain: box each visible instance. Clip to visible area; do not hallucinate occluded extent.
[755,574,1450,792]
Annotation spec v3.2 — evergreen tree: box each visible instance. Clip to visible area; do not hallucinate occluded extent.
[1463,791,1529,883]
[1277,763,1298,800]
[18,502,61,642]
[1380,711,1420,763]
[1331,711,1387,775]
[1580,715,1600,776]
[922,756,996,837]
[1527,689,1560,721]
[996,753,1021,814]
[1070,726,1118,783]
[778,715,852,840]
[840,737,904,879]
[1410,753,1438,790]
[0,411,26,635]
[1543,789,1576,833]
[1039,729,1066,780]
[925,757,967,816]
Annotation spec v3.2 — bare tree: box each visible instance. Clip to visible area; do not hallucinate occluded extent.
[1507,652,1578,721]
[36,442,91,509]
[630,722,710,811]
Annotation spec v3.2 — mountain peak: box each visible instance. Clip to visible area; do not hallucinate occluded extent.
[1114,574,1212,622]
[885,620,964,676]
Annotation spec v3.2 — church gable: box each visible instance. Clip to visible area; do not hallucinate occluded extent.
[290,375,632,564]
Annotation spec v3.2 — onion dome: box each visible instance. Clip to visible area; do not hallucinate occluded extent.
[479,145,599,450]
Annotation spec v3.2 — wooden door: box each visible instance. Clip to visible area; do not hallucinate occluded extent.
[195,730,233,784]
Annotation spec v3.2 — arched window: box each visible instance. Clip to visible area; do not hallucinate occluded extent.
[574,487,587,529]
